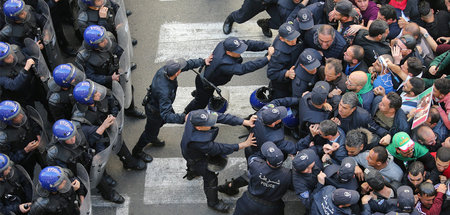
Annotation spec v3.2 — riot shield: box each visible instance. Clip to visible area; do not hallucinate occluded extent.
[111,81,124,154]
[25,106,48,154]
[113,0,133,109]
[90,138,112,188]
[16,164,35,200]
[38,0,63,69]
[76,163,92,215]
[23,38,51,82]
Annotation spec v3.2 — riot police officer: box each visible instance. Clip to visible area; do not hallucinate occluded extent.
[0,153,33,215]
[0,41,51,113]
[78,0,137,45]
[0,0,46,48]
[72,80,148,169]
[0,100,45,178]
[47,63,86,121]
[29,166,86,215]
[184,36,274,114]
[134,57,210,160]
[75,25,144,118]
[181,109,257,213]
[233,142,291,215]
[47,119,125,203]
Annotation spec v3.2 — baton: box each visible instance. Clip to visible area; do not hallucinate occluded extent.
[191,66,223,98]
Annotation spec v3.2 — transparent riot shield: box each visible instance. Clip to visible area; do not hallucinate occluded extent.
[25,106,48,154]
[113,0,133,109]
[111,81,124,154]
[16,164,35,199]
[77,163,91,215]
[23,38,51,82]
[89,139,112,188]
[38,0,63,69]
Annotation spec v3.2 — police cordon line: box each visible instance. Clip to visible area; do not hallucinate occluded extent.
[0,0,449,214]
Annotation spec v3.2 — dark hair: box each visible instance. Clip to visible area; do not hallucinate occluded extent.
[406,57,423,76]
[418,1,431,17]
[386,92,402,111]
[369,20,389,37]
[326,58,343,75]
[318,24,335,38]
[351,45,364,62]
[345,129,367,148]
[419,182,437,197]
[408,161,425,177]
[341,92,359,108]
[319,120,338,136]
[437,147,450,162]
[428,107,440,124]
[372,146,388,163]
[379,4,397,21]
[434,78,450,95]
[409,77,425,96]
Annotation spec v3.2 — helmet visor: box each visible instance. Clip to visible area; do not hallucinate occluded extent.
[98,36,113,52]
[9,109,27,128]
[89,81,107,102]
[66,64,86,87]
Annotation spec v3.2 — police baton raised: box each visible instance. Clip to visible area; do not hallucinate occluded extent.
[190,66,224,98]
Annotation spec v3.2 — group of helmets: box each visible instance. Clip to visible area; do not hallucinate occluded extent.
[3,0,30,22]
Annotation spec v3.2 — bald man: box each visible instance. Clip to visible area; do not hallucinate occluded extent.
[345,71,375,112]
[416,125,442,153]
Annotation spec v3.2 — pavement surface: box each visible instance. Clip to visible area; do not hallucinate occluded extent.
[74,0,307,214]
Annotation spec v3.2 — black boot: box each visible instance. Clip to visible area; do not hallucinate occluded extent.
[118,144,146,170]
[223,15,234,35]
[205,188,230,213]
[150,138,165,147]
[133,151,153,163]
[97,178,124,204]
[125,106,146,119]
[130,62,137,71]
[257,19,272,37]
[126,10,132,17]
[218,176,248,196]
[182,169,199,180]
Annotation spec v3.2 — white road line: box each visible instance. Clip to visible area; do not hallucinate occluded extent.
[163,85,263,128]
[92,195,130,215]
[144,158,299,205]
[155,22,273,63]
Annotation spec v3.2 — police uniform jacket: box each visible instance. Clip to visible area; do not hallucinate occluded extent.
[0,165,33,215]
[291,65,318,98]
[77,0,119,33]
[297,92,331,135]
[286,2,326,25]
[148,58,205,124]
[202,40,270,87]
[310,185,352,215]
[267,35,303,86]
[180,113,244,161]
[304,25,348,59]
[247,154,291,202]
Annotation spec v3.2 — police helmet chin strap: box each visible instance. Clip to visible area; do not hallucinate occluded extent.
[190,65,224,99]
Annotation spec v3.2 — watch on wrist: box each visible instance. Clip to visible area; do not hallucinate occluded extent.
[424,33,429,38]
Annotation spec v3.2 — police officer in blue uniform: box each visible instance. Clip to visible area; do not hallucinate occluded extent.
[0,153,33,215]
[134,57,210,160]
[29,166,86,215]
[47,63,86,121]
[47,119,125,203]
[292,48,322,98]
[180,109,257,213]
[0,100,44,178]
[322,157,358,190]
[72,80,148,170]
[292,148,323,212]
[184,36,274,114]
[233,142,291,215]
[75,25,144,118]
[267,22,303,99]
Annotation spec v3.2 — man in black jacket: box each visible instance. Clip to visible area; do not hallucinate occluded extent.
[353,19,391,66]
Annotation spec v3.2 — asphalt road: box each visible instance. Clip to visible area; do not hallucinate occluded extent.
[88,0,306,214]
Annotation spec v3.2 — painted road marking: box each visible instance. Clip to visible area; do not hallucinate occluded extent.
[144,157,299,205]
[164,85,263,128]
[155,22,273,63]
[92,195,130,215]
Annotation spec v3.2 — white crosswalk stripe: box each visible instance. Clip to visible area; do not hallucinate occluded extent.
[155,21,273,63]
